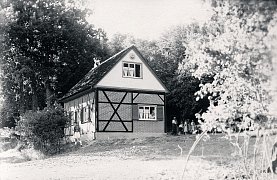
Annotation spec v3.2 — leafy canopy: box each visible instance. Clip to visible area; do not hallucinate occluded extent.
[179,1,277,129]
[0,0,109,127]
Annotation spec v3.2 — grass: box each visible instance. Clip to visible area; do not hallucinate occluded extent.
[66,134,253,163]
[71,133,276,179]
[0,133,269,165]
[2,133,277,179]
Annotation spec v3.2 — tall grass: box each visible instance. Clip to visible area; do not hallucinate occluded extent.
[182,129,277,180]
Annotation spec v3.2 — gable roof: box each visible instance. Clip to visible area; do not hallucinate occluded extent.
[60,45,169,102]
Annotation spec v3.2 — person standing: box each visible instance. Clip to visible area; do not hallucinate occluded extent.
[73,122,82,146]
[178,122,184,135]
[171,117,178,135]
[187,120,192,134]
[191,121,196,134]
[184,121,188,134]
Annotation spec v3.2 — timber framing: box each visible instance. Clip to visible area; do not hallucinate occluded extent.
[96,88,166,132]
[61,45,169,134]
[102,91,129,132]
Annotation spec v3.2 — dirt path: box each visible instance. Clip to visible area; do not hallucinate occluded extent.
[1,153,230,180]
[2,135,276,179]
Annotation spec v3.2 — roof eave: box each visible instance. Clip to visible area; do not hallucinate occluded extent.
[59,87,94,103]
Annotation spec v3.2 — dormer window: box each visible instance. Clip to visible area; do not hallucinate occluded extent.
[123,62,142,78]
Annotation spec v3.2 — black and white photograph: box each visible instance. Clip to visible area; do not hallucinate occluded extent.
[0,0,277,179]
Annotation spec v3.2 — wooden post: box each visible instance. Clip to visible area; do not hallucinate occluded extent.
[95,89,99,132]
[131,92,134,132]
[164,93,167,133]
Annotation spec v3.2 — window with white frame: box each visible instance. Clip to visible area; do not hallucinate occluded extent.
[138,105,156,120]
[123,62,141,78]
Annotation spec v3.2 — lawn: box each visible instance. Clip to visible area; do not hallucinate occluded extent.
[1,133,276,180]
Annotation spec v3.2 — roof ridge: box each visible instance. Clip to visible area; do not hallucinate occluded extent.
[79,46,133,78]
[101,45,133,64]
[60,46,135,101]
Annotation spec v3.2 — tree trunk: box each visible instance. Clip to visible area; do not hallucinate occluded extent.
[32,93,38,111]
[19,79,26,114]
[30,79,38,111]
[46,80,52,107]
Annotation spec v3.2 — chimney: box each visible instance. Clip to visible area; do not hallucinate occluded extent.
[93,58,101,68]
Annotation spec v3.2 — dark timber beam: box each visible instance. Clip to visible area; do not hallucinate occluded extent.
[102,91,128,132]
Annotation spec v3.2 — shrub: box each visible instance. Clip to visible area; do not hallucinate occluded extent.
[17,106,70,155]
[20,147,45,161]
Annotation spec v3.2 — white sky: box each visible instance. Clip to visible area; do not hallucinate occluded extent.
[87,0,212,40]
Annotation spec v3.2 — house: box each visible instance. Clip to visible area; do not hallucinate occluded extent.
[60,45,169,139]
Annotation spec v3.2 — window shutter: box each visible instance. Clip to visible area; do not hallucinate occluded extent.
[69,111,73,125]
[74,111,78,123]
[80,108,84,123]
[88,105,91,121]
[157,106,164,121]
[135,64,141,77]
[132,104,138,120]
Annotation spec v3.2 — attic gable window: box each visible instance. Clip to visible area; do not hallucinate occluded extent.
[123,62,141,78]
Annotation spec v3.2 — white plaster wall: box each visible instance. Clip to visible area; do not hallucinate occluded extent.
[64,92,96,134]
[96,50,166,92]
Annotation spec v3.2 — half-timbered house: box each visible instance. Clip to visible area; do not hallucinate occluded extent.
[60,45,169,139]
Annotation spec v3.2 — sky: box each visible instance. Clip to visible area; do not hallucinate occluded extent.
[87,0,212,40]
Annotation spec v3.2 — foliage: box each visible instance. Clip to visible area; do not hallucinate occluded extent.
[0,0,109,127]
[267,13,277,118]
[180,1,277,179]
[179,0,277,130]
[108,33,136,54]
[168,76,210,121]
[0,128,45,163]
[17,106,70,155]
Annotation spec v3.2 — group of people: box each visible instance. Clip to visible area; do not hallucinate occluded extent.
[171,117,198,135]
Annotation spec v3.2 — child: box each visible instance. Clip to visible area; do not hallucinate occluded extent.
[73,122,82,146]
[184,121,188,134]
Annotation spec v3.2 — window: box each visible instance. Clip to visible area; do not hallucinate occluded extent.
[138,105,156,120]
[80,106,92,124]
[123,62,142,78]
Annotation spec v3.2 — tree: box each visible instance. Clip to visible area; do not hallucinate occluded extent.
[267,13,277,118]
[0,0,109,127]
[180,2,277,178]
[108,33,135,54]
[0,0,20,127]
[179,0,277,129]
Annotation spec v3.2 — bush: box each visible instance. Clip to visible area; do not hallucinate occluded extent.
[20,147,45,161]
[17,106,70,155]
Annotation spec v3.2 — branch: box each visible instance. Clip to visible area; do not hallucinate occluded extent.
[181,130,208,180]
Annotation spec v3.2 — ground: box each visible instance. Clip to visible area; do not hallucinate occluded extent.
[1,133,277,180]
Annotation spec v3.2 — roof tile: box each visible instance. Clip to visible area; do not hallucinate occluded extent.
[61,46,133,101]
